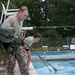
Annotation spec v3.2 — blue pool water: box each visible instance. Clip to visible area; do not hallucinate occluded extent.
[31,51,75,75]
[31,51,73,56]
[32,61,75,75]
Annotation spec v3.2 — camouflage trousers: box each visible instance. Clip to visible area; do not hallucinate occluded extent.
[6,46,29,75]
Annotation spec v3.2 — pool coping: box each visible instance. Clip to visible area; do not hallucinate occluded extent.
[29,62,37,75]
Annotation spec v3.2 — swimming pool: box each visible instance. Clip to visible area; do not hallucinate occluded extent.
[31,51,75,61]
[31,51,73,56]
[32,61,75,75]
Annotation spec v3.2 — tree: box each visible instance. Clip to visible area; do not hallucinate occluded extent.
[0,0,75,38]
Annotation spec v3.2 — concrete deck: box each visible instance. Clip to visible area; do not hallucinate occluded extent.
[14,61,37,75]
[0,61,37,75]
[29,62,37,75]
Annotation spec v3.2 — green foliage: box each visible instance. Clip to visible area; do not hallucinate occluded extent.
[0,0,75,38]
[0,47,7,61]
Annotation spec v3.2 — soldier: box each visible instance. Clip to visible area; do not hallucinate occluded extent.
[24,33,41,69]
[1,6,29,75]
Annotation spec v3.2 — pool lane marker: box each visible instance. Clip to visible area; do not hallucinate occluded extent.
[25,43,58,72]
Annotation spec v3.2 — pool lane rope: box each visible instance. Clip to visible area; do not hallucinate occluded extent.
[25,43,58,72]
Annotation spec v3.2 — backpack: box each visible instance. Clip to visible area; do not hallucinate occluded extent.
[0,28,15,55]
[0,28,15,43]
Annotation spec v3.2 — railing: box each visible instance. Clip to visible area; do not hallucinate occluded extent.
[0,0,33,31]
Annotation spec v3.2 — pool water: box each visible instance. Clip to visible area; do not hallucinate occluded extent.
[31,51,73,56]
[32,61,75,75]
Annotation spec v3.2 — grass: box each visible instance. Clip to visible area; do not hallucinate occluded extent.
[0,47,7,62]
[31,46,64,52]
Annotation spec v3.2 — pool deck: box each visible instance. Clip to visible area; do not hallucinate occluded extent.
[0,61,37,75]
[14,61,37,75]
[29,62,37,75]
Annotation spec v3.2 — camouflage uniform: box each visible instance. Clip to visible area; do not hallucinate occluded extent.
[1,6,29,75]
[6,46,29,75]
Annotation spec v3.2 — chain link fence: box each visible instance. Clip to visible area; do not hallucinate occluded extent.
[32,37,74,52]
